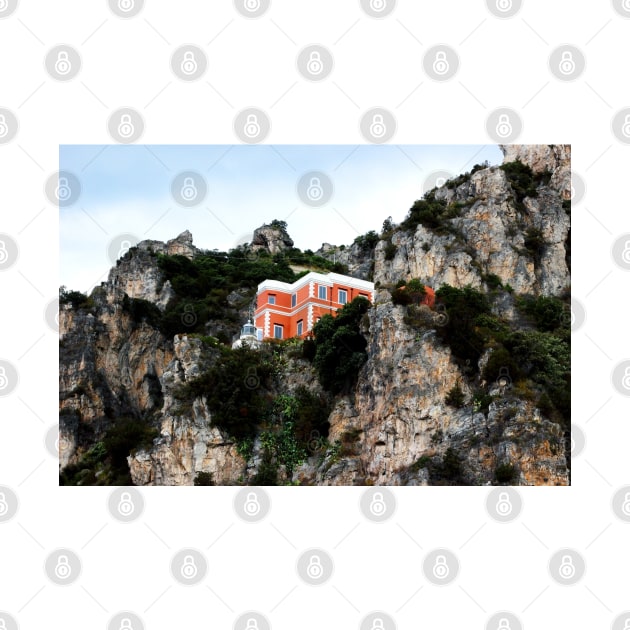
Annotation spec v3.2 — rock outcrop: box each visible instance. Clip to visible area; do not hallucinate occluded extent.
[250,223,294,255]
[373,147,570,297]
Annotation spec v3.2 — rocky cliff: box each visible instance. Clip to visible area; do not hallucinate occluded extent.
[59,144,570,486]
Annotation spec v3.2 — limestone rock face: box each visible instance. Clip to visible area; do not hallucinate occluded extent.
[107,231,198,310]
[500,144,571,199]
[59,284,173,469]
[373,145,570,297]
[128,334,247,486]
[315,241,374,281]
[250,224,294,255]
[309,298,568,486]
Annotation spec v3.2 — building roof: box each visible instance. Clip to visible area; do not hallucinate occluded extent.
[257,271,374,294]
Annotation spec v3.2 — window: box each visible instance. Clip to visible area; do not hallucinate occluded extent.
[273,324,283,339]
[268,294,276,305]
[318,285,327,300]
[338,289,347,305]
[296,320,303,336]
[291,293,297,307]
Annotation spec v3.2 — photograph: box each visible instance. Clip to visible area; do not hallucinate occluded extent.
[59,143,571,486]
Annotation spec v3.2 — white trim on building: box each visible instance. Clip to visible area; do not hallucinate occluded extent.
[257,271,374,295]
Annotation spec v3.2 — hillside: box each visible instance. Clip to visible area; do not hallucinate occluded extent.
[59,144,571,486]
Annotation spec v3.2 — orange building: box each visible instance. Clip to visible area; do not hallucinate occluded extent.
[254,272,375,340]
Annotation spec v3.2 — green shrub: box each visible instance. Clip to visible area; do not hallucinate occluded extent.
[410,455,431,472]
[516,295,568,332]
[122,295,163,329]
[312,297,370,394]
[434,285,491,370]
[194,472,215,485]
[391,279,426,306]
[445,383,466,408]
[482,273,503,290]
[60,416,159,486]
[482,345,521,386]
[495,463,517,484]
[59,286,94,310]
[252,447,278,485]
[523,227,545,263]
[353,230,380,253]
[384,241,397,261]
[178,346,273,440]
[500,160,538,207]
[401,197,453,234]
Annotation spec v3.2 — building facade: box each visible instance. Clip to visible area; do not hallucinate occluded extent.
[254,272,375,340]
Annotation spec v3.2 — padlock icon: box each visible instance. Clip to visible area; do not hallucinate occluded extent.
[558,51,576,76]
[244,0,261,11]
[621,240,630,264]
[622,366,630,390]
[118,491,135,516]
[118,0,135,12]
[181,177,198,201]
[245,619,259,630]
[54,554,72,579]
[497,619,511,630]
[435,176,446,187]
[369,114,386,138]
[0,492,8,515]
[558,554,575,579]
[432,554,449,579]
[496,366,511,388]
[307,51,323,75]
[496,0,512,11]
[306,554,323,579]
[307,177,324,201]
[369,0,387,12]
[117,114,135,139]
[622,492,630,516]
[0,114,8,138]
[496,491,513,516]
[119,618,134,630]
[181,555,198,579]
[432,51,449,75]
[56,176,71,202]
[118,239,132,259]
[0,366,9,390]
[369,492,387,516]
[495,114,512,138]
[244,114,261,138]
[371,618,385,630]
[55,51,72,75]
[181,51,198,76]
[244,492,261,516]
[0,240,8,264]
[622,114,630,138]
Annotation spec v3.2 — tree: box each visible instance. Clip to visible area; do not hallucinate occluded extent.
[312,297,370,393]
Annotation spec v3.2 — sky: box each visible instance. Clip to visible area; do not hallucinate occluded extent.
[59,144,504,293]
